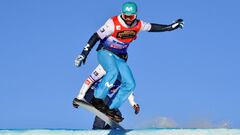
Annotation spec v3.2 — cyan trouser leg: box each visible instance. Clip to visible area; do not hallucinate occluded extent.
[109,58,136,109]
[94,50,119,99]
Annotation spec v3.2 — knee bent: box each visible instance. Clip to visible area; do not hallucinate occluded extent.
[124,80,136,92]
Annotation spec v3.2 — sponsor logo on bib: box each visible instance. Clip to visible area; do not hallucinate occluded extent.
[117,30,137,39]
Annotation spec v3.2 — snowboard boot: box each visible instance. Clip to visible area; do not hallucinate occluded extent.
[106,108,124,123]
[91,97,108,113]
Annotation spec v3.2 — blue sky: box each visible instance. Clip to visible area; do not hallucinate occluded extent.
[0,0,240,129]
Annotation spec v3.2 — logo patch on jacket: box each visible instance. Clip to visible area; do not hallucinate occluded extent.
[116,25,121,30]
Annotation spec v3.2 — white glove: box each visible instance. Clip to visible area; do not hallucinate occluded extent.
[75,54,86,67]
[172,19,184,29]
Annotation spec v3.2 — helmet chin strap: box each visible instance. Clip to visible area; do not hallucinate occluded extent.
[120,15,137,26]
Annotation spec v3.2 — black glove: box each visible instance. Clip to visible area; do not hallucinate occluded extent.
[72,98,80,108]
[172,19,184,29]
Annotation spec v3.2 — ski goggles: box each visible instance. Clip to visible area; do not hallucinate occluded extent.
[122,14,137,21]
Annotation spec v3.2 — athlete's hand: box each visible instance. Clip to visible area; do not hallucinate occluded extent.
[72,98,80,108]
[75,54,86,67]
[172,19,184,29]
[133,104,140,115]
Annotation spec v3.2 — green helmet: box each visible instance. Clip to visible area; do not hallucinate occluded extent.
[122,2,138,15]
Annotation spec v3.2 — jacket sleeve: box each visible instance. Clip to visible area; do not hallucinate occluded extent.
[128,92,137,107]
[81,18,114,57]
[140,20,178,32]
[81,32,100,57]
[148,23,177,32]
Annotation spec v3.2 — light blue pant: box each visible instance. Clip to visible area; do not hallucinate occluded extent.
[94,49,136,109]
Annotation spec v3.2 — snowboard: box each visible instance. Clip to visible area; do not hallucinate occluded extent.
[75,99,125,130]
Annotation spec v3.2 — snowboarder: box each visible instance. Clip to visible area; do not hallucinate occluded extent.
[75,1,184,122]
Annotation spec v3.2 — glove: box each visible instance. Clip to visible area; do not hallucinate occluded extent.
[133,104,140,115]
[172,19,184,29]
[72,98,80,108]
[75,54,86,67]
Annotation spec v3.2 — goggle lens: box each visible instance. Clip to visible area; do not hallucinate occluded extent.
[122,14,136,21]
